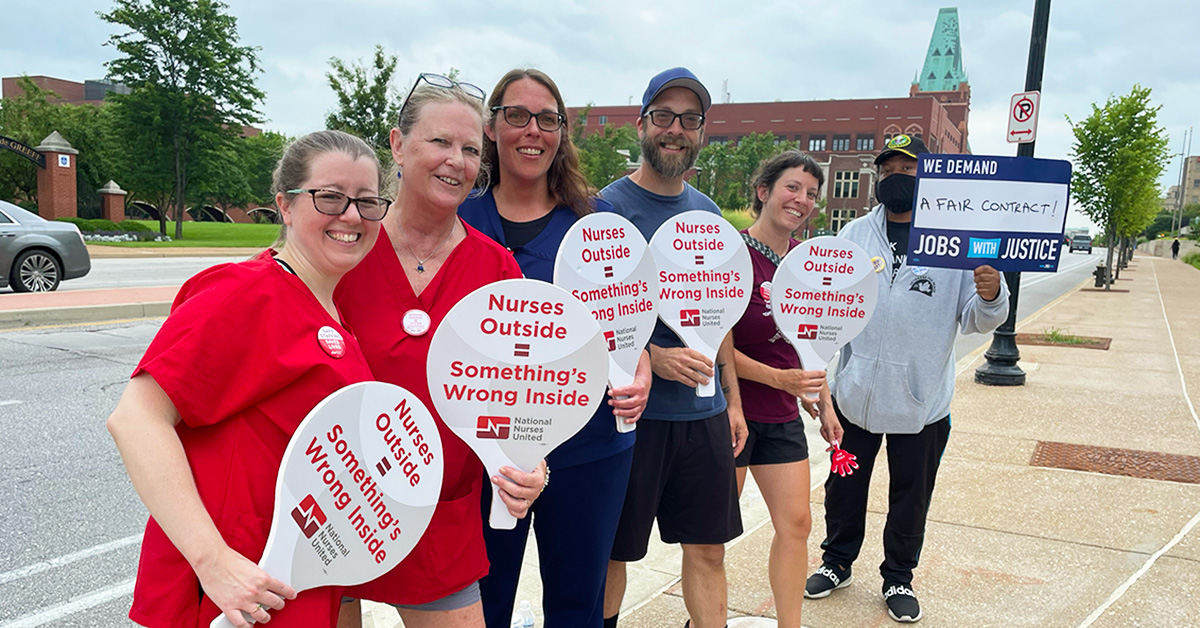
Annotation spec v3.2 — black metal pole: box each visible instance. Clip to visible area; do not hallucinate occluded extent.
[976,0,1051,386]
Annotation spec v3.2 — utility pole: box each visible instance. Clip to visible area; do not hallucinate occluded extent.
[1174,128,1192,236]
[976,0,1051,387]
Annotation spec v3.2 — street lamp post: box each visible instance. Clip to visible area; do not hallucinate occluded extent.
[975,0,1051,387]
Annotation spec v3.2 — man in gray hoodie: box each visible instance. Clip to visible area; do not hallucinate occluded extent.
[803,134,1008,623]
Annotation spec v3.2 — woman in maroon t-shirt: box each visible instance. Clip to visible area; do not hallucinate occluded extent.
[731,150,843,628]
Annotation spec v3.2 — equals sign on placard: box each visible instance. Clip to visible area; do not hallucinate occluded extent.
[694,254,704,265]
[376,456,392,477]
[603,265,614,278]
[514,343,531,357]
[822,276,832,286]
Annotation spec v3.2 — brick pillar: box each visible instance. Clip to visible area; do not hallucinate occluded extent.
[34,131,79,220]
[98,180,128,222]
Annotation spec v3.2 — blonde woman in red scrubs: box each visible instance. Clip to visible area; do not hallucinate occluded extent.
[107,130,387,628]
[335,74,546,628]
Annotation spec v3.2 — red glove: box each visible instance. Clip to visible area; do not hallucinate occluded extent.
[829,442,858,477]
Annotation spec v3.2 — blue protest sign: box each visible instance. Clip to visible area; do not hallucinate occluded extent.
[908,154,1072,272]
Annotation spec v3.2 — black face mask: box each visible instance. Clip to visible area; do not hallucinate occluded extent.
[876,174,916,214]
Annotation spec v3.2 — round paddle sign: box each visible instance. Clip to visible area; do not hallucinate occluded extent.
[649,210,752,397]
[554,212,658,433]
[770,236,878,374]
[211,382,442,628]
[426,278,609,529]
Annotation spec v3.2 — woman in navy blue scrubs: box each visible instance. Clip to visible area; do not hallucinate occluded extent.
[458,68,651,628]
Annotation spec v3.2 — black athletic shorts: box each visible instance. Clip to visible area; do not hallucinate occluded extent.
[735,415,809,467]
[610,410,743,561]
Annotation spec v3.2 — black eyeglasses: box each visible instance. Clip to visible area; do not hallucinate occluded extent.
[644,109,705,131]
[399,73,486,119]
[287,189,392,221]
[491,105,566,132]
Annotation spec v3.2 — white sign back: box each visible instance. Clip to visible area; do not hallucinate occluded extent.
[649,211,752,397]
[771,236,878,376]
[1007,90,1040,144]
[211,382,443,628]
[426,279,609,528]
[554,212,658,433]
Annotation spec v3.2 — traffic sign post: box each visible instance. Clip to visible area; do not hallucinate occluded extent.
[1007,90,1040,144]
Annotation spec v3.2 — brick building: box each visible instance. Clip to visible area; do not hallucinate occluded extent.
[568,7,971,232]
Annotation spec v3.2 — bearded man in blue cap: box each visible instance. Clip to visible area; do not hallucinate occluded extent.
[601,67,747,628]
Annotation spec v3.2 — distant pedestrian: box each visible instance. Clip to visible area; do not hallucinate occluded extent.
[1172,238,1180,259]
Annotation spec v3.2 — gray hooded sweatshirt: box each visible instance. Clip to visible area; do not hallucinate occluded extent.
[829,205,1010,434]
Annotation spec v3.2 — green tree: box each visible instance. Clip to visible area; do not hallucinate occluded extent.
[1067,85,1169,288]
[0,77,121,215]
[325,45,400,166]
[100,0,265,239]
[695,133,800,211]
[575,121,640,191]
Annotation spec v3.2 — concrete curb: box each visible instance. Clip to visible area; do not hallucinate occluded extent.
[0,301,170,330]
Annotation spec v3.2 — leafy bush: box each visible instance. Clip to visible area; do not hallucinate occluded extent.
[1184,251,1200,271]
[55,217,90,228]
[117,220,155,233]
[83,219,122,232]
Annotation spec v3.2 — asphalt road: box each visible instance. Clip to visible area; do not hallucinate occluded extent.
[0,246,1103,627]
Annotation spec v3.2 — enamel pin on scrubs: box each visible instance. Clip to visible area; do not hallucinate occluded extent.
[402,309,431,336]
[317,326,346,358]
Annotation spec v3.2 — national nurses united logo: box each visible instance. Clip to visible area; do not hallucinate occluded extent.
[477,415,511,440]
[680,309,701,327]
[797,324,819,340]
[290,494,326,539]
[604,331,617,351]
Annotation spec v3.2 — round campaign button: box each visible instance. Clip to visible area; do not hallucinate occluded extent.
[912,266,929,276]
[317,326,345,358]
[403,309,431,336]
[871,256,886,273]
[760,281,773,305]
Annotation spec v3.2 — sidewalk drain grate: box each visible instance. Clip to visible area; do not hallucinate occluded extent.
[1031,441,1200,484]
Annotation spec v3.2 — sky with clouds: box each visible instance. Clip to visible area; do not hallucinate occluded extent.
[4,0,1198,229]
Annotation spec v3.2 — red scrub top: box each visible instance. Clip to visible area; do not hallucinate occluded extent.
[128,251,373,628]
[336,222,522,604]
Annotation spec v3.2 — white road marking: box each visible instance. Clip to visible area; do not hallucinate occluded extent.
[0,579,135,628]
[1075,258,1200,628]
[0,400,20,407]
[0,534,140,586]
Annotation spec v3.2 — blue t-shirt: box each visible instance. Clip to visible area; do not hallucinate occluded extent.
[600,176,728,422]
[458,189,632,468]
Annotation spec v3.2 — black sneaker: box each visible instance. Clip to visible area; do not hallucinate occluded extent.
[883,582,922,623]
[804,563,852,599]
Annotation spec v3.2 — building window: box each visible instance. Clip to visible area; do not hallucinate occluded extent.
[598,115,607,125]
[856,135,875,151]
[832,135,851,151]
[834,171,859,198]
[708,136,728,145]
[831,208,851,233]
[579,115,588,127]
[809,135,827,152]
[774,135,787,145]
[1193,179,1199,188]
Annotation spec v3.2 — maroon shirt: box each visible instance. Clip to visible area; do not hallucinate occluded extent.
[732,233,801,423]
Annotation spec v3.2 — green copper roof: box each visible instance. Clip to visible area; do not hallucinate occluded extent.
[914,7,967,92]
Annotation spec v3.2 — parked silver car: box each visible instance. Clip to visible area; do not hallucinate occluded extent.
[0,200,91,292]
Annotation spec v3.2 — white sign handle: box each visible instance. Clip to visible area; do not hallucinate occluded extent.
[211,611,253,628]
[489,483,519,530]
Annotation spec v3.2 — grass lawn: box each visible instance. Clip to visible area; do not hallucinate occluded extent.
[95,220,280,248]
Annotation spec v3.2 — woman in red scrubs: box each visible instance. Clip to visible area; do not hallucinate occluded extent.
[335,74,546,628]
[106,130,388,628]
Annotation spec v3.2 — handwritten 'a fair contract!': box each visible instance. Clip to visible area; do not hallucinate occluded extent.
[649,210,752,398]
[426,279,609,529]
[908,154,1073,272]
[554,212,658,433]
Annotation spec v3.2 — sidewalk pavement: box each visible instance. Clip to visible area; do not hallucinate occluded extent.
[6,253,1199,627]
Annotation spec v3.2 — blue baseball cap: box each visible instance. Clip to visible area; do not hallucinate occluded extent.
[640,67,711,117]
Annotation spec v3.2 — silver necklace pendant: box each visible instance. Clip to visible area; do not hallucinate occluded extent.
[416,264,425,273]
